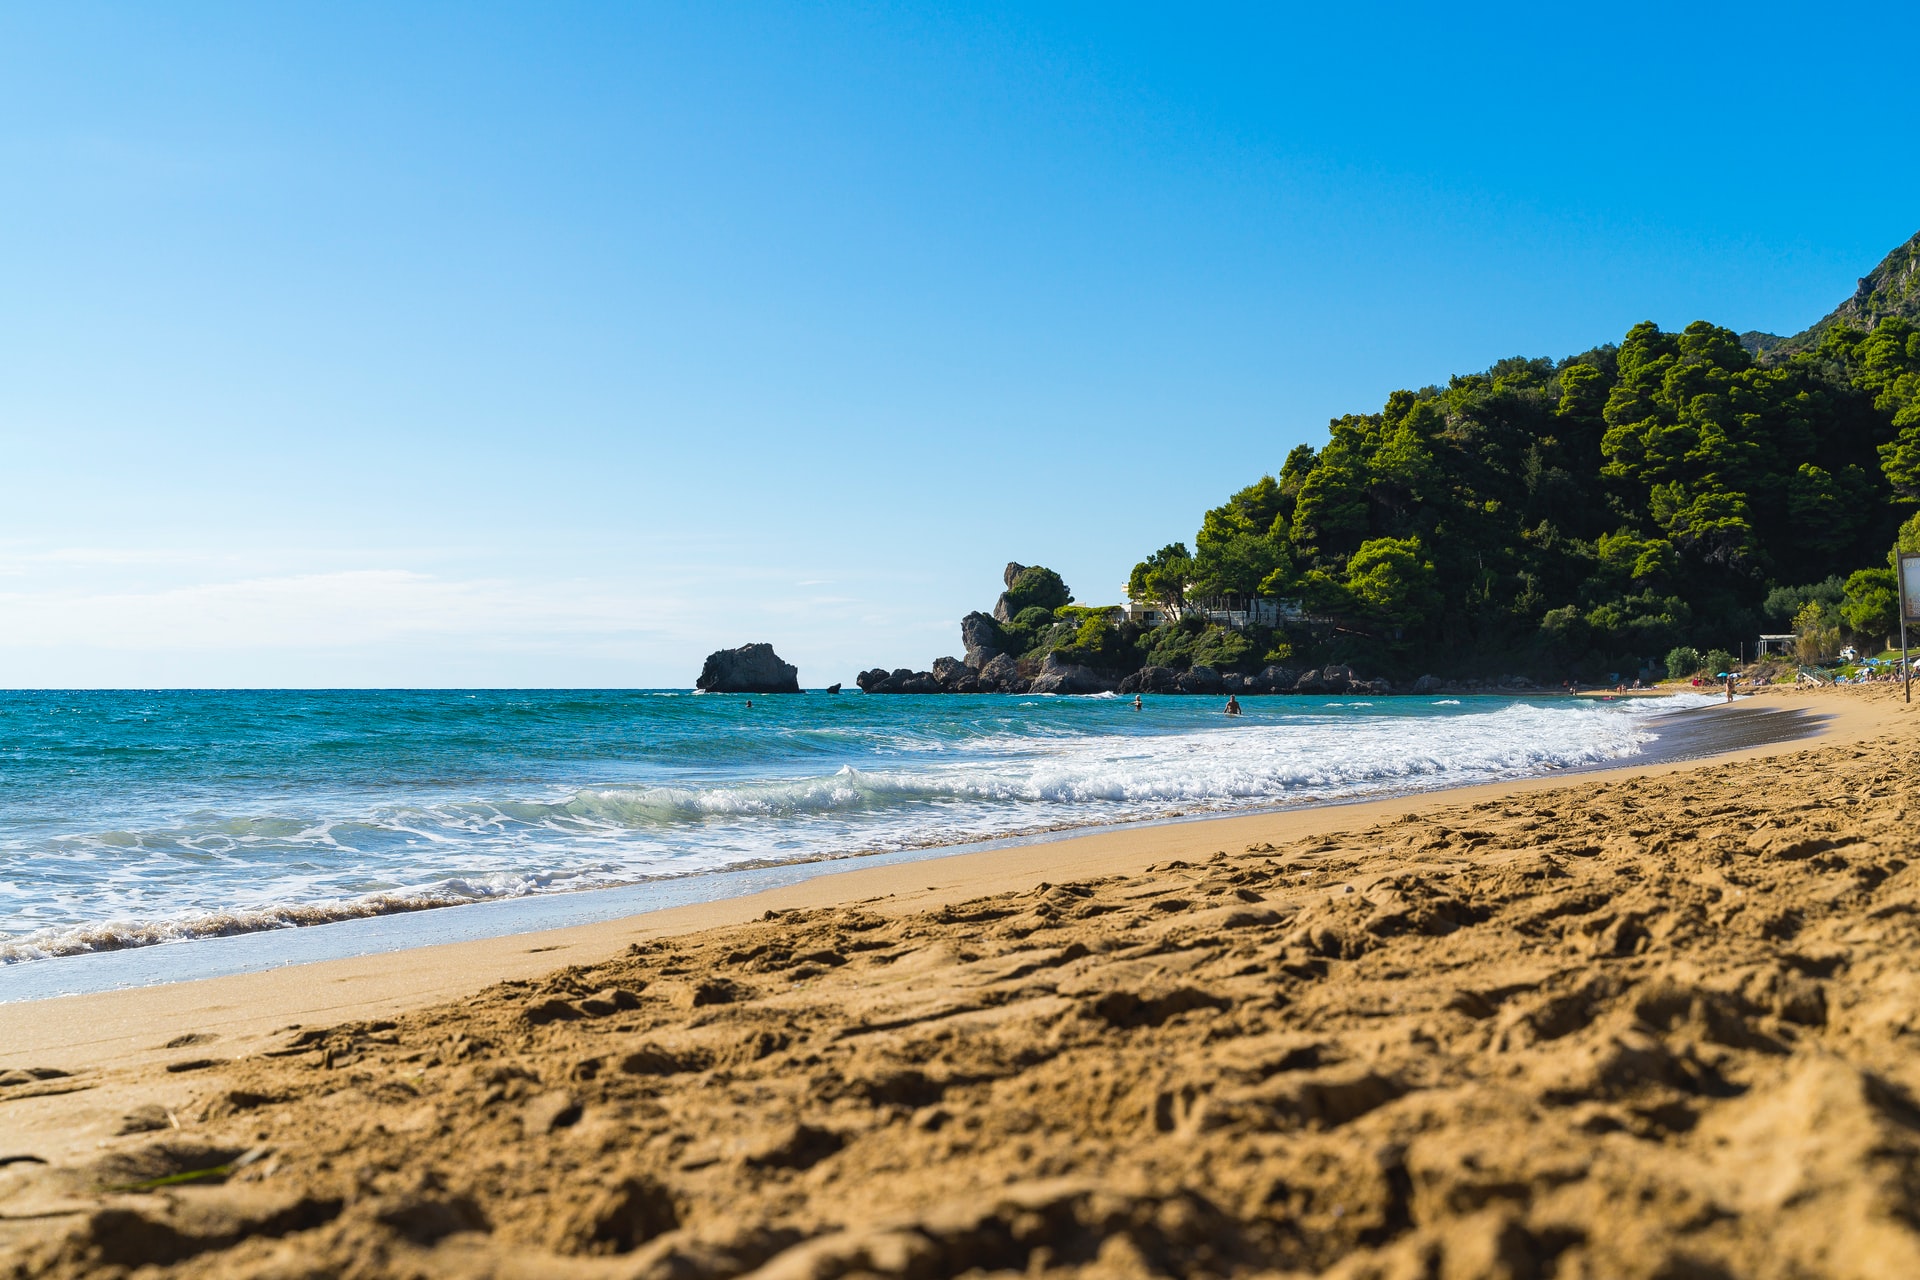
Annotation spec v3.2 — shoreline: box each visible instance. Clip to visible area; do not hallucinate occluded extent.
[0,695,1813,1004]
[0,686,1883,1068]
[3,682,1916,1277]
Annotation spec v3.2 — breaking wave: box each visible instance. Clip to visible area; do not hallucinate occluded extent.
[0,692,1722,964]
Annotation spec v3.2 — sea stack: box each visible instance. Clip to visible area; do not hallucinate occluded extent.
[696,643,800,693]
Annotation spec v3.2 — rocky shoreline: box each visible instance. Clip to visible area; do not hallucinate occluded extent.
[856,656,1399,696]
[847,657,1558,697]
[854,563,1558,697]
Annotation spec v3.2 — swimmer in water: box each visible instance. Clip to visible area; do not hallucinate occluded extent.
[745,699,753,709]
[1225,694,1242,716]
[1132,693,1143,710]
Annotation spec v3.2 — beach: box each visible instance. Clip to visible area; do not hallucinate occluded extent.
[2,683,1915,1278]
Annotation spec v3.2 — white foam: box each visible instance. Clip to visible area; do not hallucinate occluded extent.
[0,696,1719,964]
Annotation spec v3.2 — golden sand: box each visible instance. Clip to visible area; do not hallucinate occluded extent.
[2,685,1915,1279]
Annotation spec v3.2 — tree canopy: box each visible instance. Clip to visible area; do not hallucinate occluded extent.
[1126,318,1917,678]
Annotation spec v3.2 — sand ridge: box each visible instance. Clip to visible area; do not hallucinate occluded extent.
[3,686,1918,1278]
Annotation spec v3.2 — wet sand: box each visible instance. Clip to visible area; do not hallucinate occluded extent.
[2,685,1914,1278]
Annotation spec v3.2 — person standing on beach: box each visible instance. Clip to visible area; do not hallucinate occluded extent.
[1725,675,1735,704]
[1225,694,1242,716]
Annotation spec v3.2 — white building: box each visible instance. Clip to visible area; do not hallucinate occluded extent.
[1120,590,1304,631]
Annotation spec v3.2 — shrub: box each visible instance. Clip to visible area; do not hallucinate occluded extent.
[1793,601,1842,663]
[1702,648,1735,676]
[1842,568,1898,645]
[1051,617,1132,670]
[1191,627,1253,672]
[1664,646,1703,681]
[1004,567,1071,616]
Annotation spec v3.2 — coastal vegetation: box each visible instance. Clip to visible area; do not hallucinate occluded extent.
[972,232,1920,684]
[863,231,1920,691]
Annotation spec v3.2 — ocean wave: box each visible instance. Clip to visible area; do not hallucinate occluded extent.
[0,695,1709,964]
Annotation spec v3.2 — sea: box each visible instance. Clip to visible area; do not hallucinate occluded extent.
[0,687,1732,997]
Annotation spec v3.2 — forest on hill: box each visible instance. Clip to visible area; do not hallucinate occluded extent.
[929,231,1920,689]
[1099,236,1920,683]
[943,232,1920,687]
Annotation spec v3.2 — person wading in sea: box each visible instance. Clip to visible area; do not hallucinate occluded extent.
[1225,694,1242,717]
[1132,694,1143,711]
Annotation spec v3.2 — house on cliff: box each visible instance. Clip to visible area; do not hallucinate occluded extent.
[1119,591,1305,630]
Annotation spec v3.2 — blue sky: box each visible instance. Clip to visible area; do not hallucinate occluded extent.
[3,3,1915,687]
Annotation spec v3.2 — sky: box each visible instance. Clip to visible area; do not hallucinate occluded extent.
[2,2,1917,688]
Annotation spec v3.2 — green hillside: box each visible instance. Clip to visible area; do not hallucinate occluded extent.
[1111,231,1920,682]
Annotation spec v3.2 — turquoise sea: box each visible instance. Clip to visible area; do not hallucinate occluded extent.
[0,688,1722,976]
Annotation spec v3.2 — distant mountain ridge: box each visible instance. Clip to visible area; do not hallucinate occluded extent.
[1743,228,1920,356]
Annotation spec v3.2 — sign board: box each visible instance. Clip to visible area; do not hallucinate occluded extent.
[1904,553,1920,622]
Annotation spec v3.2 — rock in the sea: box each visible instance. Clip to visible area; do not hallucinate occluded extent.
[826,683,841,694]
[1177,665,1225,695]
[1117,666,1181,695]
[975,653,1027,694]
[931,656,978,692]
[1258,664,1299,693]
[858,666,946,694]
[960,612,1001,670]
[1027,654,1110,695]
[696,643,799,694]
[1291,665,1356,695]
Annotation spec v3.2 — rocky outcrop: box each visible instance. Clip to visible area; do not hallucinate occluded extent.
[1114,662,1390,696]
[936,658,980,692]
[866,562,1417,697]
[1117,666,1178,695]
[857,667,938,694]
[1026,654,1112,695]
[1256,664,1300,691]
[696,643,799,694]
[974,653,1027,694]
[1290,665,1349,695]
[1286,665,1395,695]
[960,612,1001,670]
[991,562,1027,624]
[1177,665,1224,695]
[857,657,985,695]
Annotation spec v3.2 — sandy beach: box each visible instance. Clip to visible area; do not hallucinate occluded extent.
[2,683,1915,1278]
